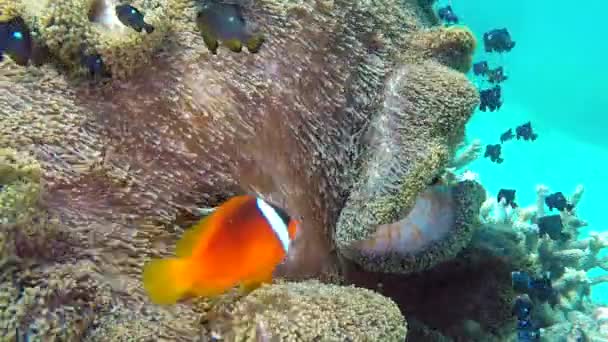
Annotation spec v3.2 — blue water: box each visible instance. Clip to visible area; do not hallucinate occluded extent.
[446,0,608,303]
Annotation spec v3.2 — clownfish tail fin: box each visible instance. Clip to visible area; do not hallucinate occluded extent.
[142,258,194,305]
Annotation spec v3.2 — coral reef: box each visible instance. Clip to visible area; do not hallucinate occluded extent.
[339,141,605,341]
[346,243,517,340]
[0,148,42,226]
[1,0,482,339]
[19,0,171,79]
[405,26,477,73]
[202,280,407,341]
[474,184,608,340]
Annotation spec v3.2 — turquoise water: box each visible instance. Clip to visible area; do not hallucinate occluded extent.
[448,0,608,303]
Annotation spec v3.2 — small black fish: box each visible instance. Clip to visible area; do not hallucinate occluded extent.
[80,51,109,78]
[537,214,568,241]
[515,122,538,141]
[437,5,459,24]
[487,66,508,84]
[544,192,572,212]
[512,271,558,304]
[517,318,540,342]
[116,5,155,34]
[512,295,533,320]
[196,1,265,54]
[0,16,32,66]
[484,144,504,163]
[497,188,517,208]
[511,290,541,342]
[479,85,502,112]
[473,61,488,76]
[500,128,514,143]
[529,274,557,304]
[483,28,516,53]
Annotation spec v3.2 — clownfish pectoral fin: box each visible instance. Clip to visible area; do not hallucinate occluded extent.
[143,258,194,305]
[239,272,273,294]
[175,216,212,257]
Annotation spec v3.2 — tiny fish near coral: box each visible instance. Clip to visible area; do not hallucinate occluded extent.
[195,1,265,54]
[0,16,32,66]
[115,4,154,34]
[80,50,109,78]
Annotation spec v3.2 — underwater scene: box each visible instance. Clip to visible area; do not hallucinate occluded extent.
[1,0,607,340]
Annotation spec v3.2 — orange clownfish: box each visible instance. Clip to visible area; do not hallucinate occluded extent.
[142,195,298,305]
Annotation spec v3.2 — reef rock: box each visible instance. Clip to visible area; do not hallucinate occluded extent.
[203,280,407,341]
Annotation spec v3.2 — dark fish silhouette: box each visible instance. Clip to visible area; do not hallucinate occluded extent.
[80,50,109,78]
[537,214,570,241]
[484,144,504,163]
[196,1,265,54]
[437,5,459,24]
[487,66,508,84]
[484,28,516,53]
[479,85,502,112]
[116,4,155,34]
[497,189,517,208]
[500,128,514,143]
[516,317,540,342]
[0,16,32,66]
[512,294,540,341]
[473,61,489,76]
[512,271,557,304]
[545,192,573,212]
[515,122,538,141]
[512,295,532,320]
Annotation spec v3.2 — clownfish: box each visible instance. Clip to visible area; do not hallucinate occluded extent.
[142,195,298,305]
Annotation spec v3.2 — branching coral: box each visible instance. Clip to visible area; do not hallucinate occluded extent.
[202,280,407,341]
[474,184,608,339]
[478,184,600,280]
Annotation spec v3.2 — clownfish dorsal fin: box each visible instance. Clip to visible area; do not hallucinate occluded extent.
[175,215,212,257]
[175,195,252,257]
